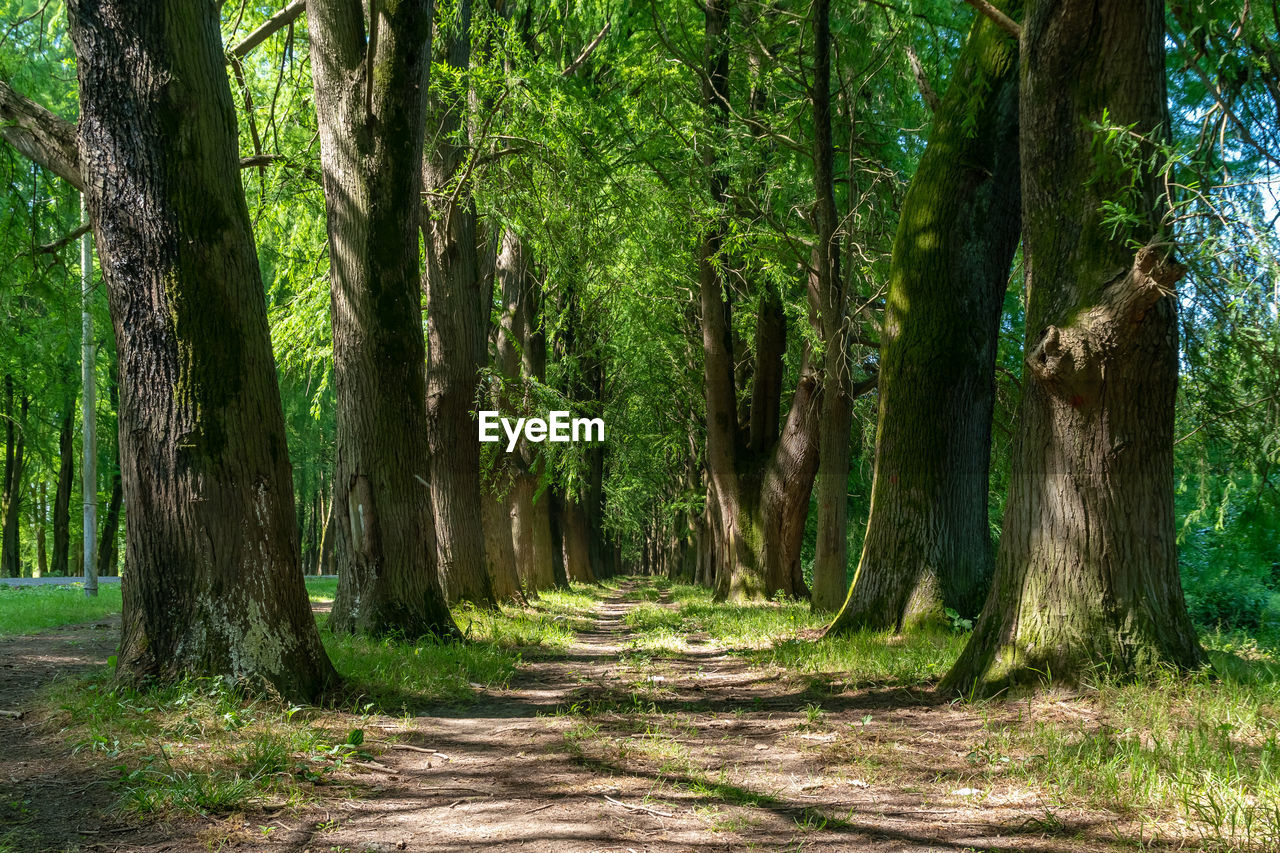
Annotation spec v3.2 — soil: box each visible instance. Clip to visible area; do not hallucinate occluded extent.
[0,585,1190,852]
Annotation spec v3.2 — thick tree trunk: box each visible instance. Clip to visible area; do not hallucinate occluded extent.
[562,497,594,583]
[422,0,493,607]
[68,0,334,700]
[827,3,1022,633]
[52,400,73,576]
[942,0,1204,694]
[308,0,459,637]
[482,479,523,603]
[495,232,556,593]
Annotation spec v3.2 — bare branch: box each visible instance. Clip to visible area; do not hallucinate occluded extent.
[563,21,611,78]
[962,0,1020,39]
[227,0,307,61]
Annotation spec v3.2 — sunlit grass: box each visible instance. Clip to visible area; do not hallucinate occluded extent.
[0,583,123,636]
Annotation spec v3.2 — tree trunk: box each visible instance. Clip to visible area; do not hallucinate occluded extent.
[68,0,335,700]
[942,0,1204,695]
[52,400,74,576]
[96,471,122,577]
[35,481,46,577]
[496,231,556,593]
[482,478,523,603]
[809,0,854,613]
[548,488,570,589]
[422,0,493,608]
[308,0,460,637]
[1,385,27,578]
[562,497,594,583]
[826,3,1022,632]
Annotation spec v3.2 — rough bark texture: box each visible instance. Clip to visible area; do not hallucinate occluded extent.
[308,0,459,637]
[827,3,1022,633]
[481,477,523,603]
[422,0,493,607]
[562,497,594,583]
[942,0,1205,694]
[67,0,334,700]
[809,0,854,613]
[496,231,556,593]
[52,399,74,576]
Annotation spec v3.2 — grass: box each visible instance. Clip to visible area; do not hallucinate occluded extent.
[38,580,609,821]
[0,582,123,636]
[610,576,1280,850]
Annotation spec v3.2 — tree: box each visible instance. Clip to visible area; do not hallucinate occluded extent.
[942,0,1205,694]
[51,396,73,576]
[423,0,495,607]
[808,0,853,613]
[307,0,460,637]
[696,0,825,602]
[1,375,27,577]
[67,0,335,700]
[825,2,1022,631]
[495,230,557,593]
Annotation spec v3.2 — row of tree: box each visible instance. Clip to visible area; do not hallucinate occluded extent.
[0,0,1275,700]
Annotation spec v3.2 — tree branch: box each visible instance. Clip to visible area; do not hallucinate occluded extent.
[227,0,307,61]
[0,79,81,190]
[563,21,611,78]
[962,0,1020,39]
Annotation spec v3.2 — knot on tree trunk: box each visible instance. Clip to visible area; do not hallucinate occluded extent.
[1026,242,1184,410]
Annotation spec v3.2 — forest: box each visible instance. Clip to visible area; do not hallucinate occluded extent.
[0,0,1278,850]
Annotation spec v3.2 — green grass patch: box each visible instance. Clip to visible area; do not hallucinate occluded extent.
[0,577,341,637]
[305,577,338,603]
[0,583,122,636]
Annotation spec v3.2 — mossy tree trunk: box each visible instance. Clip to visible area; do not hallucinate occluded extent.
[423,0,494,608]
[942,0,1205,695]
[309,0,460,637]
[68,0,335,700]
[826,2,1022,634]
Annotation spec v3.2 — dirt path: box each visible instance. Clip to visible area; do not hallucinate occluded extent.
[220,586,1160,853]
[4,587,1175,852]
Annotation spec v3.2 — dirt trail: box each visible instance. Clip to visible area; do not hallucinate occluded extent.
[236,586,1158,853]
[3,586,1173,852]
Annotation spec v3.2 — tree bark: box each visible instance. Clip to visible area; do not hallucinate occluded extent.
[826,2,1022,632]
[308,0,460,637]
[52,399,74,576]
[942,0,1205,694]
[562,496,594,583]
[496,231,556,593]
[422,0,493,607]
[1,382,27,578]
[96,471,122,577]
[809,0,855,613]
[68,0,335,700]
